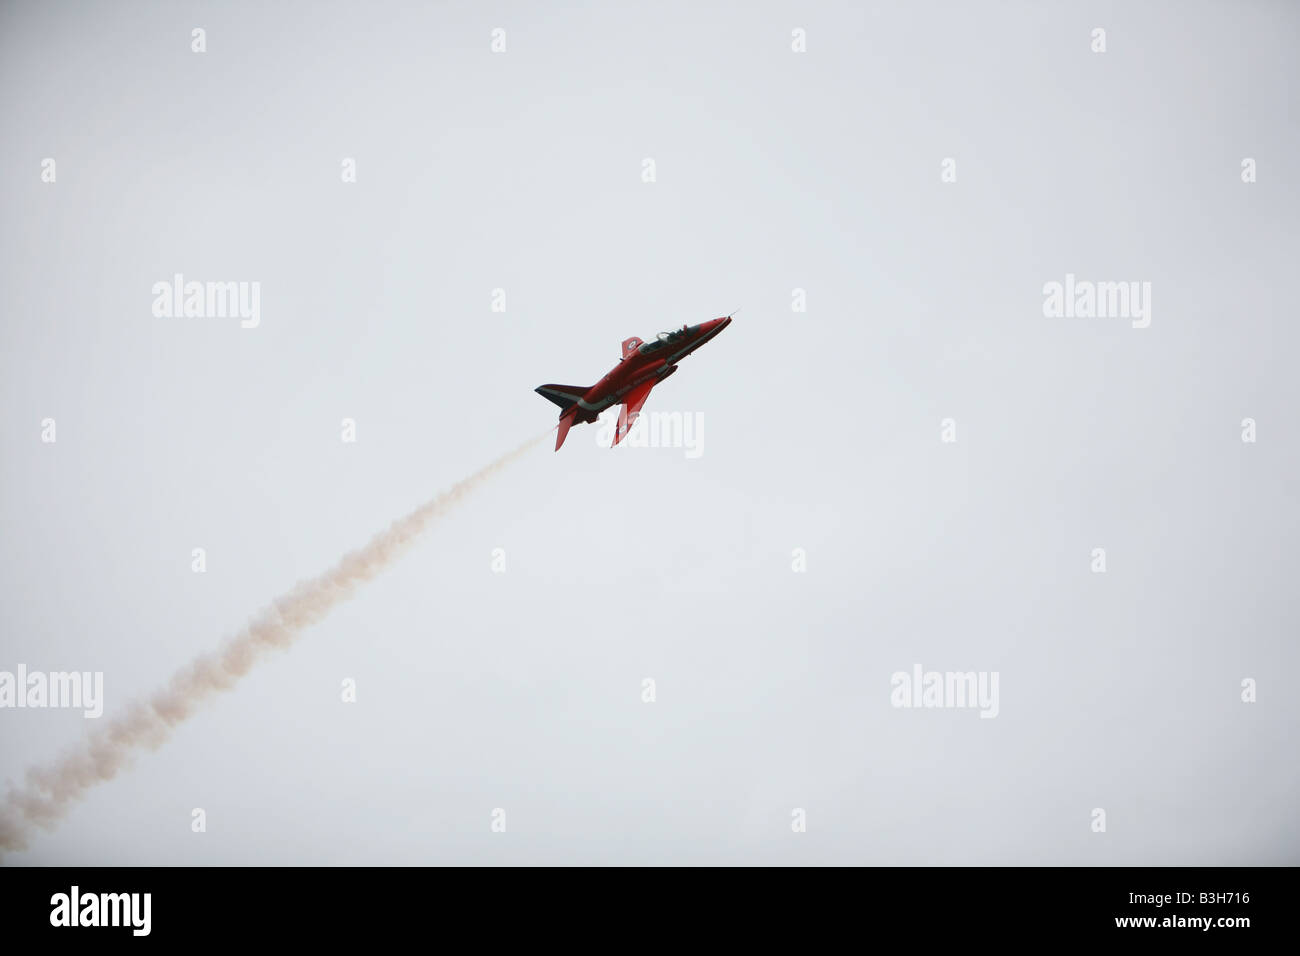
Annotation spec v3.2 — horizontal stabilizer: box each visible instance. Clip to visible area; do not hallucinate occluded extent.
[555,412,574,451]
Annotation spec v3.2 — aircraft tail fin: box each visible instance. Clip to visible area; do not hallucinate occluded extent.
[535,384,590,411]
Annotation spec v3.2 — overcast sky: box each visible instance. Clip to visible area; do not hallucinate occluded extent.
[1,0,1297,864]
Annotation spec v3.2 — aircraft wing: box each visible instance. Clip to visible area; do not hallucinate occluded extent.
[613,381,655,446]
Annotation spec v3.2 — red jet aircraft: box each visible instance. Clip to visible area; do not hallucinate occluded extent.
[536,316,732,450]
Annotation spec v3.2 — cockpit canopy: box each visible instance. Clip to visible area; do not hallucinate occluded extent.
[638,324,693,355]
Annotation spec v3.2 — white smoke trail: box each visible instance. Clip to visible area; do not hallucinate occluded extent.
[0,434,544,854]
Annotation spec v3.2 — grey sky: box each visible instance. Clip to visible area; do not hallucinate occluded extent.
[1,0,1297,864]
